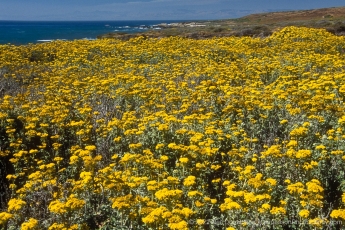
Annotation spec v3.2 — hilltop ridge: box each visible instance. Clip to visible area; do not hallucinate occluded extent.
[239,6,345,24]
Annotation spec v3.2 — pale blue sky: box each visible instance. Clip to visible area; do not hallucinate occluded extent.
[0,0,344,21]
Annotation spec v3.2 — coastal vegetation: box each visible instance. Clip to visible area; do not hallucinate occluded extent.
[1,25,345,229]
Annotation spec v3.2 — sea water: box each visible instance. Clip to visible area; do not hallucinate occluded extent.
[0,20,185,45]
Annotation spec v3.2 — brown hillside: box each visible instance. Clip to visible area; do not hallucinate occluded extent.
[239,6,345,24]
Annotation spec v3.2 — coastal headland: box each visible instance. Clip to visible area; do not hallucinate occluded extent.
[98,6,345,40]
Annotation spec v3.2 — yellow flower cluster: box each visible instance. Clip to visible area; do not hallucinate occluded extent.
[0,212,13,226]
[7,198,26,212]
[21,218,38,230]
[1,26,345,229]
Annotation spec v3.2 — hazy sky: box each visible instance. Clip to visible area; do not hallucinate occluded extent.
[0,0,344,21]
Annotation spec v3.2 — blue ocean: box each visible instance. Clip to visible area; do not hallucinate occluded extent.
[0,20,186,45]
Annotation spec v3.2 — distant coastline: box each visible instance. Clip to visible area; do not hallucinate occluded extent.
[98,6,345,40]
[2,6,345,45]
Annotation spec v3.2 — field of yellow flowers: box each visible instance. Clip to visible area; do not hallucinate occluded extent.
[1,26,345,229]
